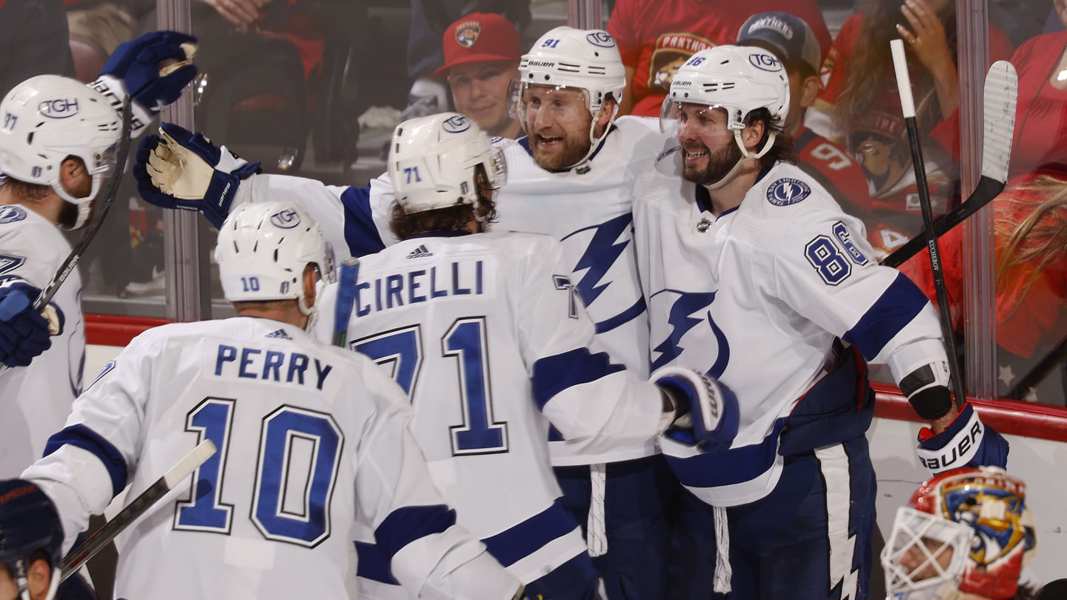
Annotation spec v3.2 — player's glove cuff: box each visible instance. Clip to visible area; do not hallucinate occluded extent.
[0,281,53,367]
[915,403,1009,475]
[652,366,738,452]
[135,122,260,228]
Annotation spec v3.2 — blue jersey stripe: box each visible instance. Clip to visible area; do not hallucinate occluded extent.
[482,499,579,567]
[665,419,786,488]
[595,297,646,334]
[531,348,626,411]
[354,541,400,585]
[844,272,929,361]
[43,424,128,497]
[374,504,456,561]
[340,186,387,257]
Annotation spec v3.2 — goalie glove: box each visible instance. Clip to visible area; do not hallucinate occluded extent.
[134,122,261,228]
[652,366,739,452]
[89,31,199,138]
[915,403,1009,475]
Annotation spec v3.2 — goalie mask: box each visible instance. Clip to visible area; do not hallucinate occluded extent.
[0,480,64,600]
[882,467,1036,600]
[0,75,122,230]
[214,201,336,326]
[388,112,506,216]
[514,26,626,171]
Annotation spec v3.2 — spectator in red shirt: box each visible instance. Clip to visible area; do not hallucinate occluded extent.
[606,0,831,117]
[435,12,522,139]
[737,12,872,221]
[1007,0,1067,178]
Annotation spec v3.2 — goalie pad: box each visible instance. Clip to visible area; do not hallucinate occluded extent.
[651,366,738,452]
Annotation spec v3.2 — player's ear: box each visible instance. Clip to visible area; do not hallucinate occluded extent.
[27,558,52,600]
[593,94,619,138]
[58,157,90,198]
[741,119,766,153]
[302,263,319,309]
[800,75,821,108]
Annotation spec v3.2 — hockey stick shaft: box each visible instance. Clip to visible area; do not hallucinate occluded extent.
[59,440,216,582]
[332,258,360,348]
[891,39,965,410]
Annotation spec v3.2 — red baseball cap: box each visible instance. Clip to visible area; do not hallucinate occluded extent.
[435,12,521,77]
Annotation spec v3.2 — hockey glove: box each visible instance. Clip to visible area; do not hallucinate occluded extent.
[135,122,261,228]
[90,31,198,137]
[915,403,1009,475]
[652,366,739,453]
[0,283,52,368]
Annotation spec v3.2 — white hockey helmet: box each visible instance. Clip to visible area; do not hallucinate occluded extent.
[516,26,626,168]
[0,75,122,229]
[214,201,336,318]
[388,112,506,215]
[661,45,789,159]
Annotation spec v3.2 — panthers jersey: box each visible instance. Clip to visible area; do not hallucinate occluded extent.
[312,232,668,586]
[232,117,671,465]
[23,318,517,600]
[633,155,946,507]
[0,204,84,478]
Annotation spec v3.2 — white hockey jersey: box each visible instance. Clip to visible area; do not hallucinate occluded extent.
[312,232,668,587]
[0,204,84,478]
[232,117,671,465]
[633,154,947,507]
[22,317,519,600]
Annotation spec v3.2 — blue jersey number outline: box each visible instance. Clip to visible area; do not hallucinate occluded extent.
[174,400,344,548]
[351,317,509,456]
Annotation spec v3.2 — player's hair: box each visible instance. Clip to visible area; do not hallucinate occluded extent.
[0,175,54,202]
[833,0,957,135]
[996,172,1067,301]
[745,107,792,168]
[389,165,498,239]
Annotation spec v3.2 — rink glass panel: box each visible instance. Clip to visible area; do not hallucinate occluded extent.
[68,0,1063,407]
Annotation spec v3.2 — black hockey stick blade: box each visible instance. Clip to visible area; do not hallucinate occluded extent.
[59,440,216,582]
[332,258,360,348]
[883,60,1018,268]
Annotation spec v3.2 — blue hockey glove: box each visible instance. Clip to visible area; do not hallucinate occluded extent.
[135,122,260,228]
[90,31,198,137]
[0,283,51,368]
[652,366,739,453]
[915,403,1009,475]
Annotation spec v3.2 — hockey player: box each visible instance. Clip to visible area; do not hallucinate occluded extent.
[882,466,1036,600]
[635,45,1010,599]
[311,112,732,599]
[134,26,679,599]
[0,31,198,479]
[2,200,524,600]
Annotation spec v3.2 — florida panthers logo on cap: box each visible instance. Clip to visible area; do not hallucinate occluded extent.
[585,31,616,48]
[748,52,783,72]
[455,20,481,48]
[269,209,301,229]
[766,178,811,206]
[442,114,471,134]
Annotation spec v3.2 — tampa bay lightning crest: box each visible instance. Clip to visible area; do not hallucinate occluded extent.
[560,213,646,333]
[0,205,27,224]
[649,289,730,378]
[766,178,811,206]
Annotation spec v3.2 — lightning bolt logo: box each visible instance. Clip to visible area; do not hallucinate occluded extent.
[563,213,633,307]
[650,290,722,373]
[816,445,861,600]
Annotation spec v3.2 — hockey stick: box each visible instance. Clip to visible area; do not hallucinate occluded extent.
[332,258,360,348]
[891,39,966,409]
[59,440,216,582]
[882,60,1018,269]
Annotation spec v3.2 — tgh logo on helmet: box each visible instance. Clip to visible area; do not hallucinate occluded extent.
[38,98,80,119]
[270,209,301,229]
[585,31,616,48]
[442,115,471,134]
[748,52,783,72]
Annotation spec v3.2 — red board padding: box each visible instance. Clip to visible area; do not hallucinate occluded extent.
[85,314,171,347]
[872,383,1067,443]
[86,314,1067,443]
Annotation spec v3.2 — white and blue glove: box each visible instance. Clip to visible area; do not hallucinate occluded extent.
[915,402,1009,475]
[135,122,261,228]
[652,366,739,453]
[90,30,199,137]
[0,282,52,368]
